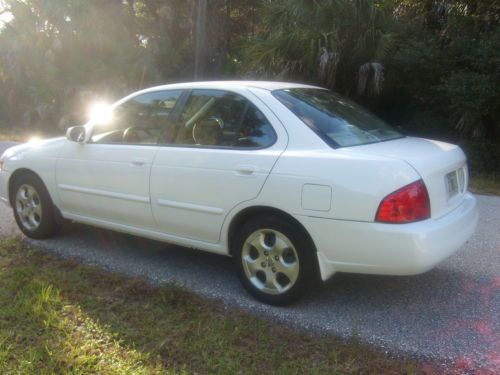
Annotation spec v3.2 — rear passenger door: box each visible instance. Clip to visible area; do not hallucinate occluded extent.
[150,89,287,244]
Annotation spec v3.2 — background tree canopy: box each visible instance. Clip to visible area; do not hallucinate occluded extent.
[0,0,498,174]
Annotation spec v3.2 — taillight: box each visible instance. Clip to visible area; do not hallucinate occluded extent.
[375,180,430,223]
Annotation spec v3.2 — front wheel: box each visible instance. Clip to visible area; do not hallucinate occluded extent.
[233,215,317,305]
[12,174,60,239]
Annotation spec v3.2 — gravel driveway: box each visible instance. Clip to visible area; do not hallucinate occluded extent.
[1,141,499,373]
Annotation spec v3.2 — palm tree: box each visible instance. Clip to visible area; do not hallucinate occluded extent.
[244,0,395,95]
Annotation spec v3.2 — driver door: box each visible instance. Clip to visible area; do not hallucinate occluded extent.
[56,90,183,230]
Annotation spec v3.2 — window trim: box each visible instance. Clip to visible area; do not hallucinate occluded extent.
[87,88,279,151]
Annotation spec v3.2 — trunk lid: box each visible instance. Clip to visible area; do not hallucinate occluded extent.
[341,136,468,219]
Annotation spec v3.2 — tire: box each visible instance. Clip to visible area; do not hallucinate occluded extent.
[11,173,60,239]
[233,215,317,306]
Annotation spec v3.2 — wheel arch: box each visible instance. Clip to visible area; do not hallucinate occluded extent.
[227,205,317,258]
[8,168,40,206]
[8,168,63,222]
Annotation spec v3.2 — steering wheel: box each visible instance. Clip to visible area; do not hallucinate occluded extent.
[123,126,141,143]
[208,117,224,129]
[192,117,224,145]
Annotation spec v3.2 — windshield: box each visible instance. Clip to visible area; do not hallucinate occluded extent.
[272,88,403,147]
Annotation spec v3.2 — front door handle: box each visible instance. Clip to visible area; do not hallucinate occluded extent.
[130,158,147,167]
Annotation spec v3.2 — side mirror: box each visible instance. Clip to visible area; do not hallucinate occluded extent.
[66,126,86,143]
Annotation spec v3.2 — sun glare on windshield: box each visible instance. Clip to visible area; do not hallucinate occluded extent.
[88,102,113,125]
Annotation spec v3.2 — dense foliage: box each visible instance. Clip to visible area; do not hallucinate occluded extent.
[0,0,498,173]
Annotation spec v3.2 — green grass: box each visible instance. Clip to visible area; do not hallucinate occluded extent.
[469,173,500,196]
[0,237,426,375]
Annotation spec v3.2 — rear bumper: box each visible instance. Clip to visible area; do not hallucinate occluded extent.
[0,170,10,207]
[298,193,478,281]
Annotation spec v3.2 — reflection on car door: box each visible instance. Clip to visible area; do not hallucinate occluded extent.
[56,90,183,229]
[150,89,287,243]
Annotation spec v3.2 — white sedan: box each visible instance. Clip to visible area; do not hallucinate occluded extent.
[0,81,478,305]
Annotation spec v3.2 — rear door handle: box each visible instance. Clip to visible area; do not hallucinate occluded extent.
[235,165,256,175]
[130,158,147,167]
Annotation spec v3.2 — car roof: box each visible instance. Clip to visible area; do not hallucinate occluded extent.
[137,80,323,93]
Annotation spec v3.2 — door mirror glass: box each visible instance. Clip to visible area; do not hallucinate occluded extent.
[66,126,86,143]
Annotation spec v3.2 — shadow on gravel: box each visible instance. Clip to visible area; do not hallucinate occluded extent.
[39,222,499,328]
[2,239,425,374]
[27,222,500,374]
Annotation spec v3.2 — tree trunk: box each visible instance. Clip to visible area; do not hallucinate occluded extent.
[194,0,208,79]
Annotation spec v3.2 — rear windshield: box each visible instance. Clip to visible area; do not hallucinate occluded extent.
[272,88,403,147]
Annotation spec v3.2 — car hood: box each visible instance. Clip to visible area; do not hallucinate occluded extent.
[1,137,66,160]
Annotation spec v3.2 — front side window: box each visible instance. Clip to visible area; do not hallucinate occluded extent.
[163,90,276,148]
[91,90,182,144]
[273,88,403,147]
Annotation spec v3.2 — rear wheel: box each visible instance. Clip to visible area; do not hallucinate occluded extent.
[12,174,60,239]
[233,215,316,305]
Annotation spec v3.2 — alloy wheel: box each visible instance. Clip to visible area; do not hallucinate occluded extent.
[241,229,300,295]
[15,184,43,231]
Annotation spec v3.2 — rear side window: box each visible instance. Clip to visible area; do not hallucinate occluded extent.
[273,88,403,147]
[165,89,276,148]
[237,101,277,148]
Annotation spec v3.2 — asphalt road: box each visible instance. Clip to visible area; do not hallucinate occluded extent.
[1,141,499,373]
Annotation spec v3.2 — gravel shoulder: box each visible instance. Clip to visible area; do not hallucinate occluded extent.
[1,141,498,373]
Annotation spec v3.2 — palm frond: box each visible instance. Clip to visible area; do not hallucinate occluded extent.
[244,0,392,91]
